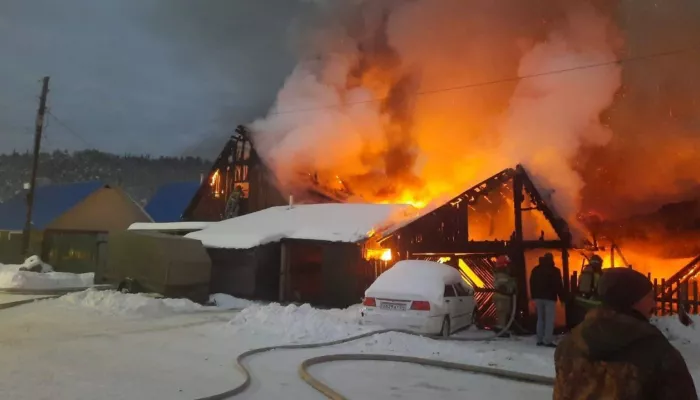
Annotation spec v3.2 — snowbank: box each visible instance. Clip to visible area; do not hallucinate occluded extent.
[229,302,367,342]
[186,203,417,249]
[59,290,205,317]
[0,265,93,290]
[366,260,463,304]
[208,293,258,309]
[654,315,700,345]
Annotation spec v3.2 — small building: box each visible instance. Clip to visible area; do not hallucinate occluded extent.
[185,203,417,308]
[0,181,152,272]
[145,181,201,223]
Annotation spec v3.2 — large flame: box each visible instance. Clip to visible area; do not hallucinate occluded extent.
[246,0,699,278]
[252,0,621,225]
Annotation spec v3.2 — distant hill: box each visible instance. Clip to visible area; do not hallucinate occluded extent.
[0,150,211,205]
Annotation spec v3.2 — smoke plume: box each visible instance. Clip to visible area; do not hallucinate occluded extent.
[251,0,622,226]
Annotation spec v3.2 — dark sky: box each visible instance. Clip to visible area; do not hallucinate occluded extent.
[0,0,309,157]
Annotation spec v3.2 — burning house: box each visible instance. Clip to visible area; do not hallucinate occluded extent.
[181,126,349,222]
[372,165,575,328]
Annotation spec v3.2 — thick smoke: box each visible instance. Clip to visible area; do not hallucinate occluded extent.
[496,4,621,223]
[251,0,622,226]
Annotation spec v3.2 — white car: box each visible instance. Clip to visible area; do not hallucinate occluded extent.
[360,260,476,336]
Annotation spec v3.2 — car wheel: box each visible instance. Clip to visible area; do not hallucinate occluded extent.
[440,317,451,337]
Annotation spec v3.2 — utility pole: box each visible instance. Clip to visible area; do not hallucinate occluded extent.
[21,76,50,257]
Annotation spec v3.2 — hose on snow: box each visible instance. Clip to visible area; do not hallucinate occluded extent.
[2,290,543,399]
[194,294,553,400]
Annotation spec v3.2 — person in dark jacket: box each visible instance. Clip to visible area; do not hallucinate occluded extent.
[529,252,565,347]
[554,268,697,400]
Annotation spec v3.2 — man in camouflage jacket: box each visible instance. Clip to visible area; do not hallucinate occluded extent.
[554,268,697,400]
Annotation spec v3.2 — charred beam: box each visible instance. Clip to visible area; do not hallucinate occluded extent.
[407,240,566,255]
[516,165,572,246]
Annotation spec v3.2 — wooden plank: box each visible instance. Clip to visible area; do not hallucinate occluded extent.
[654,278,659,316]
[661,278,666,316]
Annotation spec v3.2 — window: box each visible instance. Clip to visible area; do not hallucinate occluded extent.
[454,283,469,296]
[460,282,474,296]
[444,285,457,297]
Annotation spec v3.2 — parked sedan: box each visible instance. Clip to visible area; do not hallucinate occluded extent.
[360,260,476,336]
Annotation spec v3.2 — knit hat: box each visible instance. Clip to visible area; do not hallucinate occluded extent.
[597,268,653,310]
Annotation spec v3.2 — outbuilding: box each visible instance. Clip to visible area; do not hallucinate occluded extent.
[185,203,417,308]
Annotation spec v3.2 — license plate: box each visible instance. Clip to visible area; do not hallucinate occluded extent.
[380,302,406,311]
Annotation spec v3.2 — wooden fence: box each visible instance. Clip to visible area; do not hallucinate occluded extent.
[650,276,699,316]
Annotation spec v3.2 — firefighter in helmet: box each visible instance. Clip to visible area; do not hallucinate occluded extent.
[493,255,517,336]
[578,254,603,299]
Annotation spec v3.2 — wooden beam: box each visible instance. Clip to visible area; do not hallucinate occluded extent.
[406,240,565,255]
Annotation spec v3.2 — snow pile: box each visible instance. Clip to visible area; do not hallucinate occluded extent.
[0,265,93,290]
[59,290,205,317]
[186,203,417,249]
[366,260,463,304]
[229,302,368,342]
[654,315,700,345]
[208,293,257,309]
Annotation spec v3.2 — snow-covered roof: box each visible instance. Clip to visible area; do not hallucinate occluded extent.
[128,221,211,232]
[185,203,417,249]
[365,260,463,304]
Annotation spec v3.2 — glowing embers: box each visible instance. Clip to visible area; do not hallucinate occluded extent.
[210,169,222,198]
[366,248,393,261]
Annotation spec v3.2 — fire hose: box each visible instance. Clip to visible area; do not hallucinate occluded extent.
[1,291,552,398]
[195,294,555,400]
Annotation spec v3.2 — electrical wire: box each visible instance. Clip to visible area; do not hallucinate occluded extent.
[268,44,700,116]
[45,110,94,149]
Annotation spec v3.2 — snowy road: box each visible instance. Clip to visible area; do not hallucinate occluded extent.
[1,292,698,399]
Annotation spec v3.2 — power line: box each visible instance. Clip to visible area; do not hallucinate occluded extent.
[270,44,700,116]
[45,110,93,149]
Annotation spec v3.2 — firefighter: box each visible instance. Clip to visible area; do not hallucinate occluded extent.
[493,255,517,336]
[578,254,603,299]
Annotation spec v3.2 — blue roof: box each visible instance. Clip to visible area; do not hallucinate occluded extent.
[0,181,104,231]
[145,181,200,222]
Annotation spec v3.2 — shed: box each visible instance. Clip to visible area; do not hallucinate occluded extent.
[0,182,152,272]
[96,230,212,303]
[145,181,200,222]
[186,203,417,308]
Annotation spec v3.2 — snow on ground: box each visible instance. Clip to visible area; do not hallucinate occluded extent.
[58,289,209,317]
[0,263,93,290]
[209,293,258,309]
[186,203,417,249]
[1,295,699,399]
[229,302,367,342]
[654,314,700,345]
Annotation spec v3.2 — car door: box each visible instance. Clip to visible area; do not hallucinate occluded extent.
[443,284,459,332]
[455,282,476,326]
[451,283,472,329]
